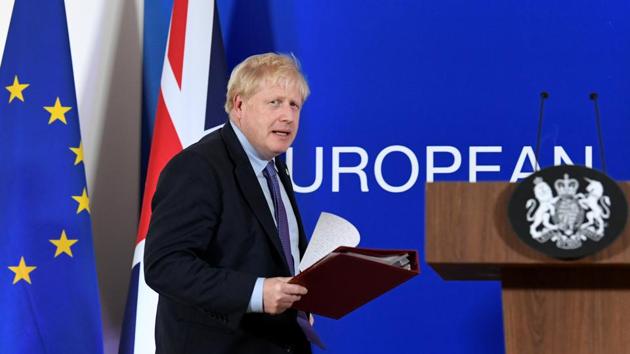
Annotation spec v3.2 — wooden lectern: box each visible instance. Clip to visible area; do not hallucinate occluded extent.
[425,182,630,354]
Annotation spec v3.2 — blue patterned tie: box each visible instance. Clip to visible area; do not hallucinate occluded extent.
[263,162,294,273]
[263,161,325,349]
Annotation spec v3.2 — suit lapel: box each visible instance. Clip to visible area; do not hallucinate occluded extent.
[220,123,288,270]
[276,158,309,257]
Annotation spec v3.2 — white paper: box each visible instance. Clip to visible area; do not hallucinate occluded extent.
[342,252,411,269]
[299,212,360,271]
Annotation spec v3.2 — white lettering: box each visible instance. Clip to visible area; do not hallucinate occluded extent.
[585,146,593,167]
[288,145,593,193]
[426,146,462,182]
[510,146,539,182]
[332,146,369,192]
[374,145,419,193]
[553,146,574,165]
[287,147,323,193]
[558,145,592,167]
[469,146,502,182]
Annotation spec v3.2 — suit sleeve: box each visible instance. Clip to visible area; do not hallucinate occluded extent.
[144,150,257,328]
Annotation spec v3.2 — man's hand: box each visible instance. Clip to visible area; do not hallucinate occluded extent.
[263,277,307,315]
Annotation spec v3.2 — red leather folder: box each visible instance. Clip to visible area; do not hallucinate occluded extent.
[289,246,419,319]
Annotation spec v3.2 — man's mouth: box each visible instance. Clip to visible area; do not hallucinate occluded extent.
[272,130,291,137]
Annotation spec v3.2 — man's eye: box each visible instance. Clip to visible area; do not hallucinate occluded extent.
[269,100,279,105]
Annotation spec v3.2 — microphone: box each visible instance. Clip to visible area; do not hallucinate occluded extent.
[589,92,607,173]
[534,91,549,171]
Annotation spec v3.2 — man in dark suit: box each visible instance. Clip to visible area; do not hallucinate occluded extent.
[144,53,318,354]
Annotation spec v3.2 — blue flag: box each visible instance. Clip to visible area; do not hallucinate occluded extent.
[0,1,104,353]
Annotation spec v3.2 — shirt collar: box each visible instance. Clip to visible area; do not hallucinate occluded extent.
[230,120,273,175]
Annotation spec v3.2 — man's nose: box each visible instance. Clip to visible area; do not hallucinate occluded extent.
[279,104,296,122]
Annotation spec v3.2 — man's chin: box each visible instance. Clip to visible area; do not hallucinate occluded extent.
[269,140,293,155]
[269,146,291,157]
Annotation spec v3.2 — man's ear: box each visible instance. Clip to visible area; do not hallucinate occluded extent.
[235,95,244,110]
[232,95,244,120]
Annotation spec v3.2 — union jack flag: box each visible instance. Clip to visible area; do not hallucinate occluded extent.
[118,1,227,352]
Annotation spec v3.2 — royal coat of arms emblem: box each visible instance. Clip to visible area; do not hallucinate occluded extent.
[508,165,627,259]
[526,174,610,249]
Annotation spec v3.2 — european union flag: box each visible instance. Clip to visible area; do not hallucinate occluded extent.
[0,1,104,353]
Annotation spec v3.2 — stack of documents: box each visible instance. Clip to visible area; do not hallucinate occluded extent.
[342,251,412,270]
[290,213,419,319]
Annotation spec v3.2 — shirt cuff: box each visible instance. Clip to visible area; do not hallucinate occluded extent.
[246,277,265,313]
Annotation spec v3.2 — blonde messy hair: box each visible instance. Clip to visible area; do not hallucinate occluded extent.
[225,53,310,115]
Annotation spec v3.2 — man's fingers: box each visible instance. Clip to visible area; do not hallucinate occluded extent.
[279,294,302,304]
[263,277,308,315]
[282,283,307,296]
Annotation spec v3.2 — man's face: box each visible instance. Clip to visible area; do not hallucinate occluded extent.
[232,80,303,160]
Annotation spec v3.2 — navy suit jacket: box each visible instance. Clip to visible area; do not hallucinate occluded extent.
[144,122,311,354]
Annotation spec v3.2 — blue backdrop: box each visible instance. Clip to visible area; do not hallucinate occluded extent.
[145,1,630,353]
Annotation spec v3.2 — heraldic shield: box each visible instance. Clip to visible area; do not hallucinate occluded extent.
[508,165,627,259]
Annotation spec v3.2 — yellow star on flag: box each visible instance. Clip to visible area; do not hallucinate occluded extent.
[8,256,37,285]
[5,75,29,103]
[44,97,72,125]
[69,141,84,165]
[72,188,90,214]
[49,230,79,257]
